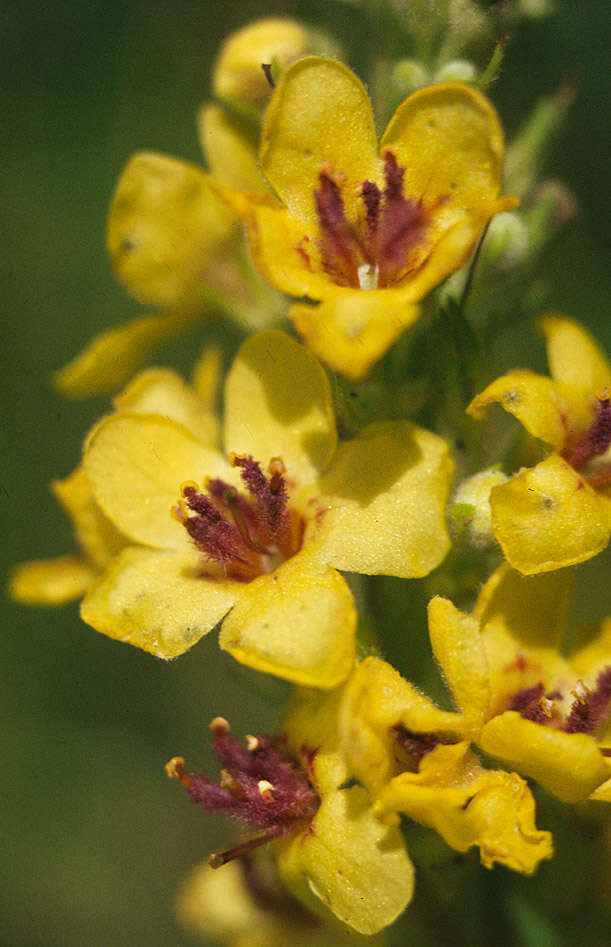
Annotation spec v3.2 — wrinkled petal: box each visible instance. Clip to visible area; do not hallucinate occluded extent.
[277,785,414,936]
[313,420,453,578]
[374,742,553,874]
[197,102,266,194]
[427,597,491,737]
[53,467,126,570]
[84,414,234,549]
[114,367,219,445]
[81,546,236,659]
[218,553,356,689]
[9,555,96,606]
[480,712,611,804]
[489,454,611,573]
[338,656,463,796]
[53,311,194,399]
[107,152,235,307]
[224,330,337,484]
[540,314,611,394]
[260,57,379,227]
[381,83,506,228]
[290,293,420,381]
[467,369,576,451]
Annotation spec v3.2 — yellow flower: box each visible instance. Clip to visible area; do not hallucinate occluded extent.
[54,153,240,398]
[337,655,553,875]
[168,707,412,937]
[429,563,611,803]
[468,315,611,573]
[80,330,453,686]
[56,19,312,399]
[10,364,219,607]
[222,56,517,379]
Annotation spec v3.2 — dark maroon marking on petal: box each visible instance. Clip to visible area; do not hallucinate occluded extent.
[566,397,611,470]
[314,169,362,286]
[361,180,381,236]
[564,666,611,734]
[295,236,312,270]
[394,724,453,764]
[508,682,551,723]
[375,151,428,288]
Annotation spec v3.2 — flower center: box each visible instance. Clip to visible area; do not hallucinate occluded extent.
[166,716,320,868]
[393,724,454,769]
[172,453,305,581]
[564,391,611,488]
[308,150,436,290]
[508,666,611,753]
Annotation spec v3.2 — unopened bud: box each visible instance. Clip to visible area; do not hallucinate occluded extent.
[435,59,476,84]
[212,18,310,109]
[452,468,509,548]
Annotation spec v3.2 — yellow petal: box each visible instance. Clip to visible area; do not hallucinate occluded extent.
[81,546,236,659]
[190,344,222,409]
[480,712,611,803]
[212,18,310,109]
[381,83,506,226]
[395,198,518,301]
[427,597,491,737]
[242,201,335,298]
[571,617,611,679]
[475,563,573,649]
[224,330,337,484]
[53,311,193,399]
[84,413,234,549]
[374,742,553,874]
[114,367,219,445]
[467,369,574,451]
[277,785,414,936]
[260,57,378,227]
[314,420,453,578]
[589,776,611,802]
[197,102,266,193]
[472,565,574,714]
[489,454,611,573]
[540,314,611,394]
[218,553,356,689]
[290,292,421,381]
[180,856,385,947]
[9,555,96,606]
[281,686,351,794]
[107,152,234,307]
[53,467,125,570]
[338,657,464,796]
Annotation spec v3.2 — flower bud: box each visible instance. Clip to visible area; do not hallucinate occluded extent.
[435,59,477,84]
[212,18,310,109]
[452,468,509,548]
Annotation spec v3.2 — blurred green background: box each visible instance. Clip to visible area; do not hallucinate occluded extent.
[2,2,609,945]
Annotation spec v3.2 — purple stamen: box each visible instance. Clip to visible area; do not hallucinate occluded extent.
[563,666,611,734]
[567,397,611,471]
